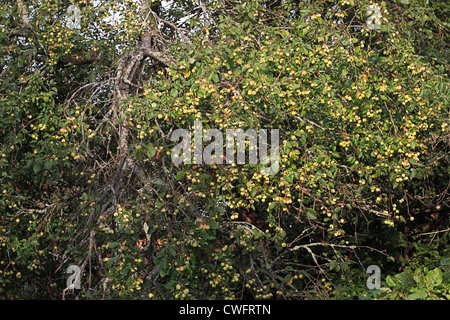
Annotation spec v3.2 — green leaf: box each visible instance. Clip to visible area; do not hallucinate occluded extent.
[147,144,157,158]
[159,256,169,277]
[169,247,177,257]
[394,272,414,286]
[380,25,389,32]
[306,208,317,220]
[413,269,425,286]
[285,173,294,183]
[170,88,179,97]
[108,242,118,249]
[175,170,186,181]
[33,162,41,174]
[283,274,293,284]
[209,221,219,229]
[198,89,206,97]
[44,160,53,170]
[318,177,327,187]
[87,72,96,82]
[426,268,442,288]
[385,275,397,288]
[164,281,175,291]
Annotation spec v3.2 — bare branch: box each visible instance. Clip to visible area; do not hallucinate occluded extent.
[157,17,192,45]
[289,242,357,252]
[415,228,450,238]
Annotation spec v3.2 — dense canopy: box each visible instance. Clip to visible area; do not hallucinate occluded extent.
[0,0,449,299]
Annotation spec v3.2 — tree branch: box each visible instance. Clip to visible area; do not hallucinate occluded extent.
[415,228,450,238]
[3,27,31,38]
[141,45,175,67]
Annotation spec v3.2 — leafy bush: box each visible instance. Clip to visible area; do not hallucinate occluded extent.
[0,0,448,299]
[369,257,450,300]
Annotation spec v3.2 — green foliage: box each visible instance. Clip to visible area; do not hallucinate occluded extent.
[0,0,448,300]
[368,255,450,300]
